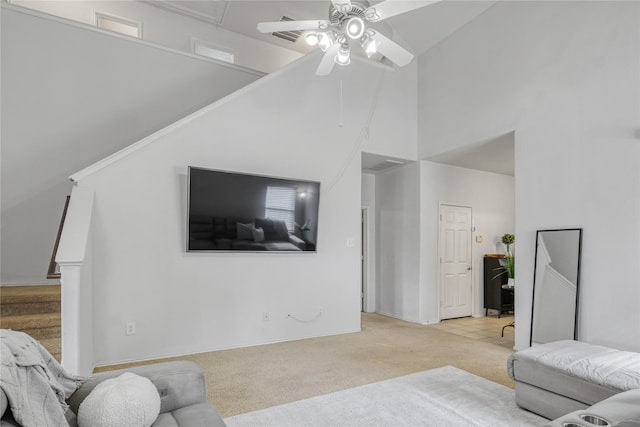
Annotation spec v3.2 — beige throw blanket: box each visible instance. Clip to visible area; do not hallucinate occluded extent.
[0,329,85,426]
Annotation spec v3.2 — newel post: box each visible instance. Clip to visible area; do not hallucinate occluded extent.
[55,186,95,376]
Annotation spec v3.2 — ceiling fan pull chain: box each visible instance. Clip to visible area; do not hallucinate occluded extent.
[339,79,344,127]
[321,69,384,196]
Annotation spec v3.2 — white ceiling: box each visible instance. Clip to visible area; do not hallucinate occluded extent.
[204,1,497,57]
[151,0,512,176]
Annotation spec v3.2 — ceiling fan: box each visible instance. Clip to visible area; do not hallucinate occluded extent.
[257,0,440,76]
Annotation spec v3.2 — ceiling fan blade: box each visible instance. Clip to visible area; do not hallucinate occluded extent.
[369,30,414,67]
[257,20,330,33]
[365,0,441,22]
[315,43,341,76]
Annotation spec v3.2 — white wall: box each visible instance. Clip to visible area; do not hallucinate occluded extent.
[1,5,261,284]
[8,0,301,73]
[418,1,640,350]
[364,63,418,158]
[419,161,515,324]
[372,160,514,324]
[375,162,421,322]
[72,51,417,366]
[358,61,419,317]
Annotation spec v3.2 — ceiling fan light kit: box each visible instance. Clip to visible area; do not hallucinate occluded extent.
[317,31,336,52]
[361,30,379,57]
[258,0,441,76]
[335,44,351,66]
[305,32,319,46]
[345,16,365,39]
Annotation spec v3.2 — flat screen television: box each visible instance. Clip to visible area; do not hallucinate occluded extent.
[187,166,320,252]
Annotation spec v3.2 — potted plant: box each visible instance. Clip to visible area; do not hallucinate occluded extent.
[495,255,515,287]
[501,233,515,255]
[493,233,515,287]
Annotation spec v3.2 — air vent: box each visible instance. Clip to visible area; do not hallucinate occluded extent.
[366,160,405,173]
[271,16,302,43]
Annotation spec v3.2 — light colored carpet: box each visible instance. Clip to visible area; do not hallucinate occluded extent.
[224,366,547,427]
[97,313,517,417]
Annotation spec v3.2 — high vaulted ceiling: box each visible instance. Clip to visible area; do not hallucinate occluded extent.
[149,0,512,176]
[152,1,496,57]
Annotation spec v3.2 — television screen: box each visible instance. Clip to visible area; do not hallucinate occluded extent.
[187,167,320,252]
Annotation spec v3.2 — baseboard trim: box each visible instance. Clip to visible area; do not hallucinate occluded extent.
[93,327,362,370]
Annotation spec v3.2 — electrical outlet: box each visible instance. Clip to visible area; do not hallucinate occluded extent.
[262,312,270,322]
[319,307,323,315]
[126,322,136,335]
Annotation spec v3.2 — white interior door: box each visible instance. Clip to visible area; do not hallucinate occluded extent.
[439,205,473,320]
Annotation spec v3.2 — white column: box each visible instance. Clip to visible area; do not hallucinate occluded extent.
[56,186,95,375]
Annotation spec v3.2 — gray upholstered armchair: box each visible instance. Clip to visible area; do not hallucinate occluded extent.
[1,360,226,427]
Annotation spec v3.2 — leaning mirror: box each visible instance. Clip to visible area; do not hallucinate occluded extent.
[530,228,582,346]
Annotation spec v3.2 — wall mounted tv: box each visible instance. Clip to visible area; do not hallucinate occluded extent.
[187,167,320,252]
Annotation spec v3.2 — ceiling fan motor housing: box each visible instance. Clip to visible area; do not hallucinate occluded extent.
[329,1,370,26]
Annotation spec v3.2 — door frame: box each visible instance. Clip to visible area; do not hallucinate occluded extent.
[361,207,370,312]
[438,202,474,321]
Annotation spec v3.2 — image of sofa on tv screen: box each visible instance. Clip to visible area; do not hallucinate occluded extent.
[188,216,312,251]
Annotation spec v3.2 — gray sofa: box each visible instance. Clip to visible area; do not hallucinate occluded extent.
[545,388,640,427]
[508,340,640,423]
[1,360,226,427]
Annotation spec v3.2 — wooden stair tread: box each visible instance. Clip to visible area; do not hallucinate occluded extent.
[1,300,60,316]
[0,312,61,329]
[1,284,62,360]
[1,285,61,304]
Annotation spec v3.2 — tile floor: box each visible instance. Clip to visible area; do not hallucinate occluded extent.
[428,313,515,349]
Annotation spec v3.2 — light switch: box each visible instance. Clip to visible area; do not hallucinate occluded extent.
[346,238,356,247]
[476,235,484,243]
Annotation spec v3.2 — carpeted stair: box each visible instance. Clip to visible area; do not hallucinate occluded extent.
[0,284,61,361]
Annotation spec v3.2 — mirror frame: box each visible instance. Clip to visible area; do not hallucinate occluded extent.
[530,228,583,346]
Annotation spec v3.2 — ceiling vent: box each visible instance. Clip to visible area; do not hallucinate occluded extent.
[365,160,405,173]
[271,16,302,43]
